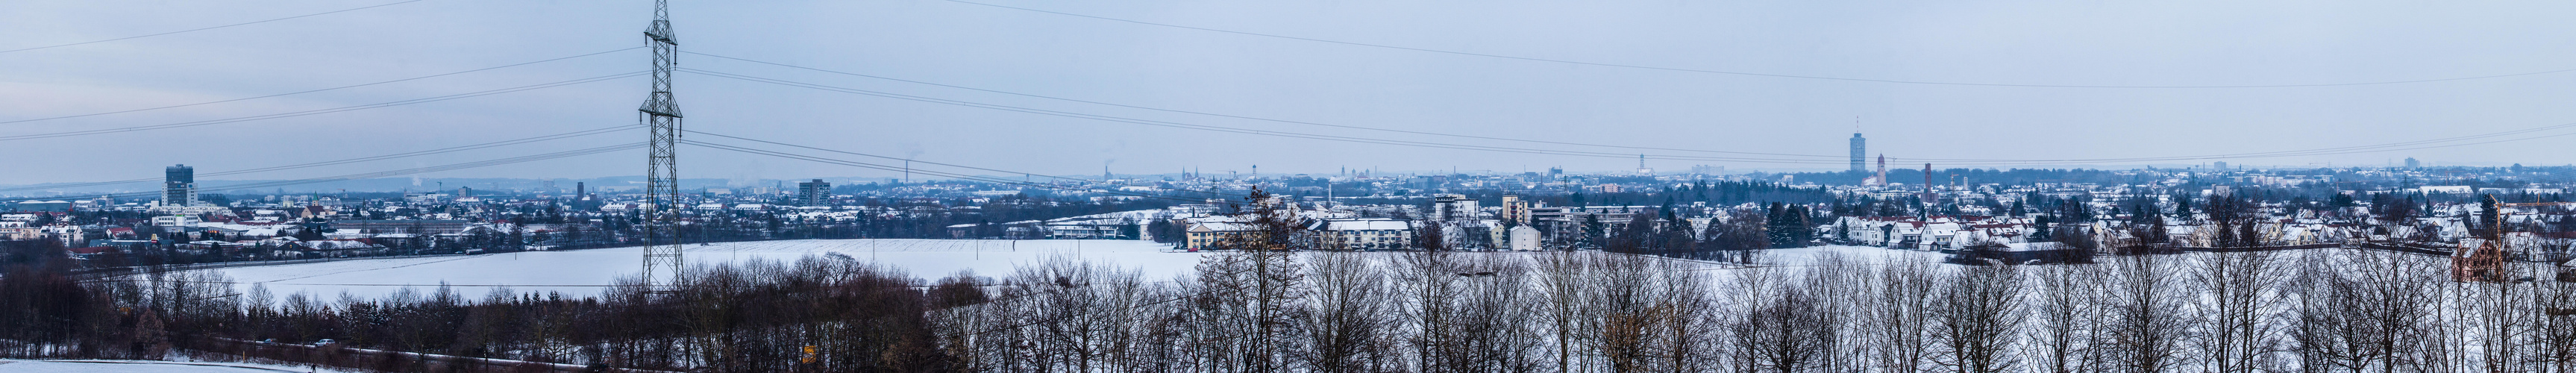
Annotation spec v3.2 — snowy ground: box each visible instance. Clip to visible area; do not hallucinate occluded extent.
[207,239,1207,299]
[0,359,354,372]
[199,240,1955,300]
[1755,245,1953,266]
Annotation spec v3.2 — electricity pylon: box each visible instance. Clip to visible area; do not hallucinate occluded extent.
[639,0,684,294]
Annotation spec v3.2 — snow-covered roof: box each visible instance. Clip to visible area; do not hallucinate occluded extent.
[1189,222,1257,232]
[300,239,384,251]
[1317,219,1410,231]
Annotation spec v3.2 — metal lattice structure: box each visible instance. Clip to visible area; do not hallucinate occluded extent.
[639,0,683,293]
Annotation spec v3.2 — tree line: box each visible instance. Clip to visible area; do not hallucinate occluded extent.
[15,239,2576,372]
[10,190,2576,372]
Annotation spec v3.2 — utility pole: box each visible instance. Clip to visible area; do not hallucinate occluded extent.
[638,0,684,294]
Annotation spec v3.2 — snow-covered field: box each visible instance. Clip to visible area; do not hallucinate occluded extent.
[209,239,1206,299]
[1757,245,1953,266]
[201,239,1949,300]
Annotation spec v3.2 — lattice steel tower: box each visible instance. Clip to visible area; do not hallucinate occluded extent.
[639,0,683,293]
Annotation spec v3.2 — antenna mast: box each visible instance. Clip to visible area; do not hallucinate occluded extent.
[639,0,684,294]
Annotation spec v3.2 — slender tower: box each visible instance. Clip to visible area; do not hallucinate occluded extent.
[1849,133,1866,172]
[1873,155,1887,186]
[639,0,684,293]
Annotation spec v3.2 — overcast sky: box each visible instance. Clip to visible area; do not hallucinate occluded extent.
[4,0,2575,185]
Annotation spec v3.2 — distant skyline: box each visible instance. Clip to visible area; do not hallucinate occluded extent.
[4,159,2545,198]
[7,0,2576,185]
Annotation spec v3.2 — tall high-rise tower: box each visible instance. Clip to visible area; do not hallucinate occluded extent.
[798,179,831,207]
[163,164,195,207]
[638,0,684,293]
[1849,133,1867,172]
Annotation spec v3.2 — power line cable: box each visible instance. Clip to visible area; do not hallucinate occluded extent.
[200,143,643,190]
[682,139,1247,203]
[687,51,1845,160]
[0,125,636,194]
[1,47,641,125]
[686,131,1255,201]
[0,0,432,54]
[686,141,1242,204]
[1,142,639,203]
[689,52,2576,165]
[680,68,1855,166]
[1863,122,2576,164]
[946,0,2576,89]
[0,72,645,142]
[686,67,2576,167]
[691,130,1168,184]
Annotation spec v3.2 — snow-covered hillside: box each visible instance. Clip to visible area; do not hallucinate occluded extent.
[202,239,1942,299]
[210,239,1205,299]
[1754,245,1952,266]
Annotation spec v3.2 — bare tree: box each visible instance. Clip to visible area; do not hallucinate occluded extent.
[1188,248,1308,372]
[1532,251,1596,372]
[1591,251,1660,372]
[1447,254,1540,372]
[1729,266,1826,373]
[1650,257,1718,372]
[1811,254,1872,373]
[1931,263,2025,373]
[1394,242,1452,372]
[1300,251,1398,372]
[2291,248,2439,373]
[2533,264,2576,373]
[927,271,991,371]
[990,256,1158,372]
[2105,254,2186,373]
[1190,186,1309,372]
[1870,261,1940,373]
[2025,262,2102,373]
[2457,254,2540,373]
[2187,251,2286,373]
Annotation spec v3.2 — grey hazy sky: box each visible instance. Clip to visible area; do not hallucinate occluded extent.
[5,0,2575,185]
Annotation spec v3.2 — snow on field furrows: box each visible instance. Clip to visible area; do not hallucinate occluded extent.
[200,239,1939,299]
